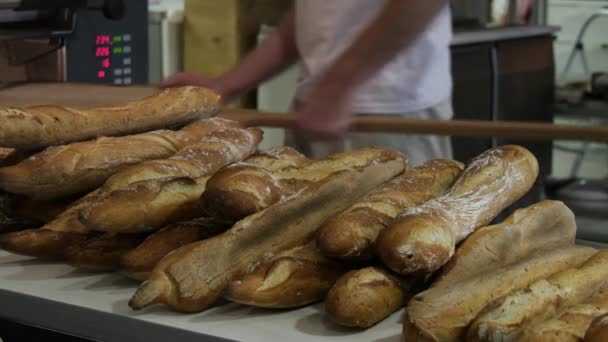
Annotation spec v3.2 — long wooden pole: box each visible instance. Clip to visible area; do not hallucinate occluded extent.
[221,109,608,143]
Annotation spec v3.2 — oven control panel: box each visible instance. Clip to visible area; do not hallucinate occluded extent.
[65,0,148,85]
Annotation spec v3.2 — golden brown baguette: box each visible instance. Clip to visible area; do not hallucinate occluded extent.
[129,152,406,313]
[433,200,577,286]
[79,127,263,233]
[403,246,597,342]
[518,288,608,342]
[585,313,608,342]
[119,147,309,281]
[377,145,539,275]
[317,159,463,261]
[325,267,421,328]
[200,147,404,222]
[121,218,231,281]
[0,190,99,259]
[0,86,220,150]
[0,118,239,200]
[224,241,346,309]
[467,251,608,342]
[64,232,150,272]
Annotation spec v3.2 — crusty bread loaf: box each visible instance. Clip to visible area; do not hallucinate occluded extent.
[518,288,608,342]
[403,246,597,342]
[377,145,539,275]
[79,127,263,233]
[0,86,221,150]
[200,148,405,222]
[65,232,150,272]
[224,241,346,309]
[433,200,577,286]
[317,159,463,261]
[325,267,421,328]
[585,313,608,342]
[0,118,240,200]
[0,190,99,259]
[121,218,231,281]
[129,155,406,313]
[468,251,608,342]
[120,147,310,281]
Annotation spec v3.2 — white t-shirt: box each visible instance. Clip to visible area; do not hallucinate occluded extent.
[294,0,453,115]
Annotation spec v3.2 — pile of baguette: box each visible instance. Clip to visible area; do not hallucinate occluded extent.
[1,86,607,342]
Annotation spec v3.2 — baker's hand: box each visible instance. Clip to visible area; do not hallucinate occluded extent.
[159,73,233,102]
[296,87,353,139]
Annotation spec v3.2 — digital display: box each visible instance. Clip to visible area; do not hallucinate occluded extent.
[95,34,134,84]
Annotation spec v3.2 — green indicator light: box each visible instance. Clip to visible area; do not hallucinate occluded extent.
[113,35,122,43]
[113,47,123,54]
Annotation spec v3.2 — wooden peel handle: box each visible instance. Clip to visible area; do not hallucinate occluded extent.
[221,109,608,143]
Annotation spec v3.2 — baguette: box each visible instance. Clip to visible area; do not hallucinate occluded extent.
[0,191,99,258]
[79,127,263,233]
[433,200,577,286]
[325,267,421,328]
[121,218,231,281]
[403,246,597,342]
[585,313,608,342]
[121,147,309,281]
[224,241,346,309]
[468,251,608,342]
[129,154,406,313]
[64,232,150,272]
[518,288,608,342]
[200,148,405,222]
[0,118,239,200]
[120,147,309,281]
[377,145,539,275]
[0,86,220,150]
[317,159,463,261]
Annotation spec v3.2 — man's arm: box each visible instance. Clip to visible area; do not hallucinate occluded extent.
[161,8,298,102]
[297,0,450,137]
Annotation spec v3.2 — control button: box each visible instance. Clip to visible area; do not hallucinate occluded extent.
[114,78,123,85]
[114,69,123,76]
[123,68,132,75]
[123,45,132,54]
[123,34,132,42]
[123,57,132,65]
[124,77,132,85]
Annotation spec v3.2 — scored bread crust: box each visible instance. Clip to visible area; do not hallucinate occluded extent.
[433,200,577,287]
[129,154,406,313]
[120,217,231,281]
[0,86,221,150]
[0,118,240,200]
[200,148,406,222]
[317,159,463,262]
[116,147,310,280]
[518,288,608,342]
[325,267,420,329]
[377,145,539,276]
[78,127,263,233]
[467,251,608,342]
[403,246,597,342]
[224,240,346,309]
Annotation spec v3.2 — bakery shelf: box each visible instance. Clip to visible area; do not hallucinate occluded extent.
[0,251,402,342]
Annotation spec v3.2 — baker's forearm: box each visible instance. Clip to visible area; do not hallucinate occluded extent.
[220,9,299,99]
[317,0,449,96]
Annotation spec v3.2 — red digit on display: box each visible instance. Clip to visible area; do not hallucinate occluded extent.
[102,59,111,68]
[97,70,106,79]
[96,47,110,57]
